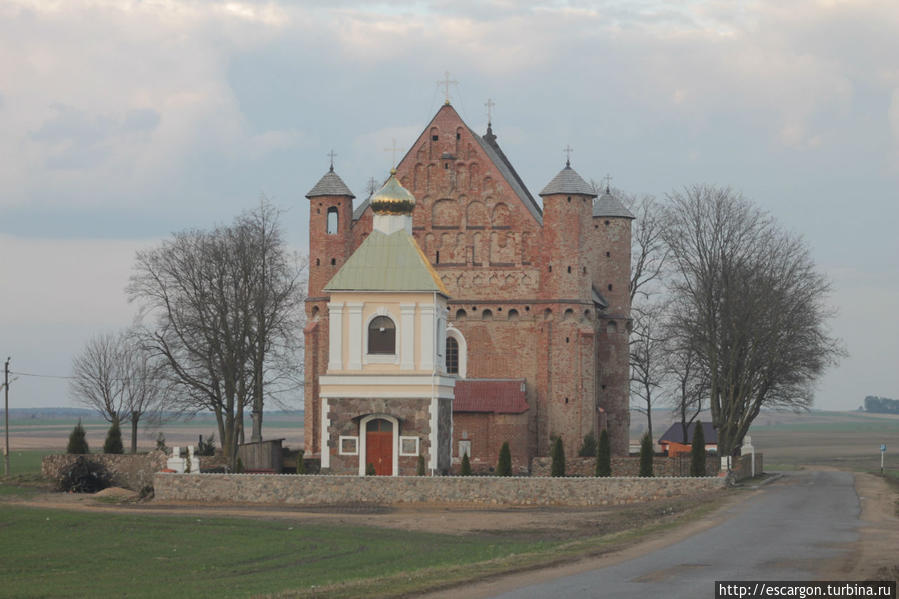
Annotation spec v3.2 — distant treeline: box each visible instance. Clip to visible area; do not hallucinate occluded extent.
[864,396,899,414]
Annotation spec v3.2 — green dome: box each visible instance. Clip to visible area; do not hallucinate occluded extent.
[371,170,416,215]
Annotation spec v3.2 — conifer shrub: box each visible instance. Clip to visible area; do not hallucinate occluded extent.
[67,419,89,455]
[366,462,376,476]
[497,442,512,476]
[197,434,216,456]
[639,432,654,477]
[596,428,612,477]
[460,453,471,476]
[103,420,124,454]
[417,455,426,476]
[579,432,597,457]
[296,449,306,474]
[551,436,566,477]
[690,421,707,477]
[235,457,244,473]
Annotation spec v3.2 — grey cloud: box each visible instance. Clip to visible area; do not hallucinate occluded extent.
[30,104,160,170]
[123,108,161,132]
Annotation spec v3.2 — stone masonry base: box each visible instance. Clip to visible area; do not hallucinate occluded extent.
[154,472,724,507]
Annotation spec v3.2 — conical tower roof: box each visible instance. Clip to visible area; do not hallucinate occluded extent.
[305,166,355,199]
[593,187,635,219]
[539,163,597,198]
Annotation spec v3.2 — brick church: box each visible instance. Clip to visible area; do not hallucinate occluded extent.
[304,100,633,474]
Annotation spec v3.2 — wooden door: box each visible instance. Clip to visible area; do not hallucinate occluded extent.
[365,419,393,476]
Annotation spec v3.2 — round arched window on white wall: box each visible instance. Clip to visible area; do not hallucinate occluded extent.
[445,326,467,378]
[368,315,396,354]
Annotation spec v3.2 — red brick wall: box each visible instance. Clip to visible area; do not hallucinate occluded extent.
[452,411,530,474]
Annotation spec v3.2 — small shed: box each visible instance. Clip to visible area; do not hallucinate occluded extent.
[237,439,285,473]
[658,422,718,457]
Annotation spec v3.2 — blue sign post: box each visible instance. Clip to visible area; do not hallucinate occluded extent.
[881,444,887,475]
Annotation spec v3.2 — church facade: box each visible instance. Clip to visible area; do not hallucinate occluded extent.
[304,102,633,474]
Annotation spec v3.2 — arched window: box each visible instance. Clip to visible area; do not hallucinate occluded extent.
[367,316,396,354]
[446,336,459,374]
[327,207,339,235]
[445,326,467,378]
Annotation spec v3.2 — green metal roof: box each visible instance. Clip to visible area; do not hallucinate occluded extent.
[324,230,448,294]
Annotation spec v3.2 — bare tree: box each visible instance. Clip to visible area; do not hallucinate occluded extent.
[607,189,670,438]
[70,329,165,452]
[629,302,668,443]
[128,200,306,462]
[663,185,844,456]
[664,325,708,443]
[628,194,669,305]
[71,332,128,426]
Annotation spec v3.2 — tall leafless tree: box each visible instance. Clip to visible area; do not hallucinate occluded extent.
[70,329,165,452]
[621,192,670,438]
[128,200,305,463]
[663,185,844,456]
[629,302,669,443]
[664,322,708,443]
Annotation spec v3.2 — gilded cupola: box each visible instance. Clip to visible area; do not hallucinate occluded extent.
[370,169,416,215]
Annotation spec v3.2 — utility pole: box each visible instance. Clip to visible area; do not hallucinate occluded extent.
[4,357,9,477]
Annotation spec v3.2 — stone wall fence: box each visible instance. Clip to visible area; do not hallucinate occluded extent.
[154,472,725,507]
[531,455,721,478]
[42,451,168,492]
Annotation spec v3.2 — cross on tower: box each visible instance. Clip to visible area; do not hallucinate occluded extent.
[327,149,337,171]
[366,176,379,198]
[602,173,613,193]
[485,98,495,125]
[438,71,458,105]
[383,138,403,170]
[563,145,574,167]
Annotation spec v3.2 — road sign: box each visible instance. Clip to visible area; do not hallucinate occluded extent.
[882,444,887,452]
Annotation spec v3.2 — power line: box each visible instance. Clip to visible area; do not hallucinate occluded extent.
[10,371,74,380]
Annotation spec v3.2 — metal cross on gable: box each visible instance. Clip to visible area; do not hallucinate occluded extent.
[438,71,458,105]
[327,149,337,171]
[383,138,403,170]
[485,98,495,125]
[603,173,613,192]
[563,145,574,167]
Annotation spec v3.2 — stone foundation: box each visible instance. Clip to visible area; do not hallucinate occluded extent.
[42,451,167,491]
[154,472,724,507]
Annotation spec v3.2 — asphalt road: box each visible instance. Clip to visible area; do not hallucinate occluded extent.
[492,471,861,598]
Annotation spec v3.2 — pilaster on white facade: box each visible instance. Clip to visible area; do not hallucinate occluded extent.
[321,398,330,468]
[400,303,416,370]
[347,302,364,370]
[373,213,412,235]
[327,302,344,371]
[428,396,439,471]
[419,304,435,372]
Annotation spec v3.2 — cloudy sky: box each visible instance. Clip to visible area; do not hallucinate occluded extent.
[1,0,897,412]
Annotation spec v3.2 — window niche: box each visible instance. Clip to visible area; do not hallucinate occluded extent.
[367,315,396,354]
[327,207,339,235]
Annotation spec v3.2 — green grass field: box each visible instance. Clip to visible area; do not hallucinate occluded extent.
[0,506,556,599]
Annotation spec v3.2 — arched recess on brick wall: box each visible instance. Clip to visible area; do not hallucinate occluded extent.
[432,199,459,227]
[446,326,467,378]
[467,200,488,227]
[492,203,510,227]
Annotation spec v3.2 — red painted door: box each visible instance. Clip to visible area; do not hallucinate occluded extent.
[365,419,393,476]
